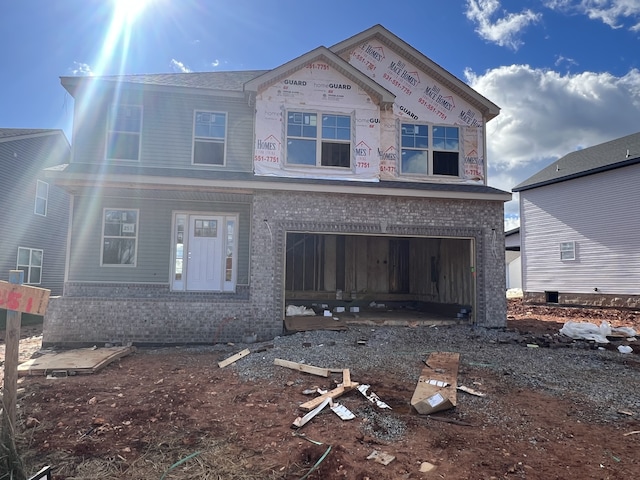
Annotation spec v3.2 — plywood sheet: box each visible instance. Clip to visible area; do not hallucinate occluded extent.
[18,346,135,376]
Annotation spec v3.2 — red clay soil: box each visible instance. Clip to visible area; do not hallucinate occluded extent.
[2,299,639,479]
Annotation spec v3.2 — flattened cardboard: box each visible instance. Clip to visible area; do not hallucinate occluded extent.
[410,352,459,414]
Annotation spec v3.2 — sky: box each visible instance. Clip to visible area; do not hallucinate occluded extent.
[2,0,640,230]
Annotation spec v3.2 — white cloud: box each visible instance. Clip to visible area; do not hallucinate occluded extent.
[545,0,640,30]
[465,0,542,50]
[211,59,220,67]
[467,64,640,224]
[170,59,192,73]
[467,65,640,170]
[71,62,93,76]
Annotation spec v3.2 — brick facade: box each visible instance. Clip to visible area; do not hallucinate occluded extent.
[43,190,507,347]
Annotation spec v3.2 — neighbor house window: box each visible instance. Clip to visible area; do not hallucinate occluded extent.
[560,241,575,261]
[286,111,351,168]
[193,111,226,165]
[34,180,48,216]
[401,124,459,176]
[107,104,142,161]
[102,209,138,266]
[17,247,43,285]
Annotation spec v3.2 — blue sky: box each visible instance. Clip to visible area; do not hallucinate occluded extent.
[2,0,640,229]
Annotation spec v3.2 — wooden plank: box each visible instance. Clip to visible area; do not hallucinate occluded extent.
[2,272,23,433]
[292,397,332,428]
[0,279,50,316]
[299,383,359,412]
[342,369,352,388]
[218,348,250,368]
[274,358,329,377]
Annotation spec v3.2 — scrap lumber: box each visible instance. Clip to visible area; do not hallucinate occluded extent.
[274,358,330,377]
[342,369,352,388]
[299,383,359,411]
[292,398,332,428]
[218,348,250,368]
[457,385,486,397]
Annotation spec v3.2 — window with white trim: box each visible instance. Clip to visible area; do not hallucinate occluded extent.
[193,111,226,165]
[17,247,43,285]
[401,124,460,176]
[34,180,48,216]
[560,241,575,261]
[102,209,138,266]
[107,105,142,161]
[286,111,351,168]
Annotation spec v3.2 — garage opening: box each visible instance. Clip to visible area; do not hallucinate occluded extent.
[284,233,475,325]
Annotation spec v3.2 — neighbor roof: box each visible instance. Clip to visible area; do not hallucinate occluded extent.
[0,128,66,143]
[513,131,640,192]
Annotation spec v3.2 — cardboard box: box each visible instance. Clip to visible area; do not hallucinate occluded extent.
[410,352,459,414]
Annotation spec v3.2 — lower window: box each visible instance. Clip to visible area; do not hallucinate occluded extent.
[102,209,138,266]
[17,247,43,284]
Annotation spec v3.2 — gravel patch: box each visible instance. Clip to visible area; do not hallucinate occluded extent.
[143,323,640,424]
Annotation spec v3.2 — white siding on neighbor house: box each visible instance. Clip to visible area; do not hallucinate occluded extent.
[506,252,521,289]
[521,163,640,295]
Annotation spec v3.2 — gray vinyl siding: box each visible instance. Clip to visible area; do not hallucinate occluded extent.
[72,88,253,172]
[521,163,640,295]
[68,193,251,284]
[0,133,70,296]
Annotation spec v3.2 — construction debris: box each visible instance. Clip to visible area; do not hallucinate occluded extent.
[217,348,250,368]
[299,383,359,412]
[411,352,459,414]
[367,450,395,465]
[357,384,392,409]
[292,398,332,428]
[330,402,355,420]
[457,385,486,397]
[274,358,330,377]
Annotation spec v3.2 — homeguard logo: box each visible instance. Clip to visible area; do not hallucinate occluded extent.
[283,79,307,86]
[355,141,371,156]
[256,135,280,151]
[360,43,385,62]
[328,83,351,90]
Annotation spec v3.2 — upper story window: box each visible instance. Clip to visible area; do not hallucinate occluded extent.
[193,111,226,165]
[34,180,49,216]
[17,247,43,285]
[401,124,460,176]
[286,111,351,168]
[102,209,138,266]
[107,105,142,161]
[560,241,576,261]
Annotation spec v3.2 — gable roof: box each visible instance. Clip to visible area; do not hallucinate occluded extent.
[330,24,500,121]
[513,131,640,192]
[243,46,395,107]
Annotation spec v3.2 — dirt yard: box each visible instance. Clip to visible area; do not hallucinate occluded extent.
[2,299,640,479]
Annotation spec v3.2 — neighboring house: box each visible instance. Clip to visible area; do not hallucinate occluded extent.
[513,131,640,308]
[0,129,70,297]
[505,227,521,290]
[43,25,511,347]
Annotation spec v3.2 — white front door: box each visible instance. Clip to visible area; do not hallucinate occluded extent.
[186,216,223,291]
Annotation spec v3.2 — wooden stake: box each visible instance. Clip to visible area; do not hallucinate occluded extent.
[2,270,24,433]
